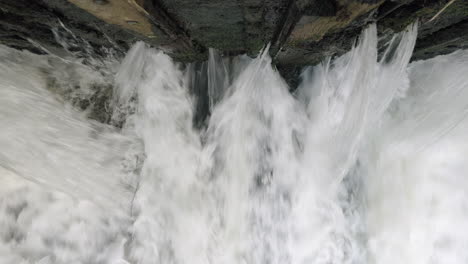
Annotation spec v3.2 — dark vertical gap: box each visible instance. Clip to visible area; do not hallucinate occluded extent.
[187,62,210,130]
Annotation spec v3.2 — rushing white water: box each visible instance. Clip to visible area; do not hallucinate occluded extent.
[1,23,468,264]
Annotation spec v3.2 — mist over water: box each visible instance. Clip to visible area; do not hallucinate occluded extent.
[1,23,468,264]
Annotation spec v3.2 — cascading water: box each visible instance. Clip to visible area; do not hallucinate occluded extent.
[1,23,468,264]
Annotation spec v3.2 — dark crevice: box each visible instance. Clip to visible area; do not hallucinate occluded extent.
[270,0,303,57]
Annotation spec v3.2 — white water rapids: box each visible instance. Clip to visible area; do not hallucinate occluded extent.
[1,24,468,264]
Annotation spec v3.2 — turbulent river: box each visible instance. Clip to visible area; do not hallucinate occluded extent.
[1,24,468,264]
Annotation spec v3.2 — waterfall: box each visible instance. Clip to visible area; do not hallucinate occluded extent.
[1,23,468,264]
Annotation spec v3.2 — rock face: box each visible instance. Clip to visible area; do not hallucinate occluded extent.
[158,0,290,56]
[1,0,467,67]
[0,0,140,56]
[0,0,198,60]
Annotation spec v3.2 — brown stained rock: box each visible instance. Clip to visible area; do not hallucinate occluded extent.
[67,0,156,39]
[288,1,383,44]
[274,0,384,66]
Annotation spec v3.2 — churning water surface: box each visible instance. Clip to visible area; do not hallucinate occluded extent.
[1,24,468,264]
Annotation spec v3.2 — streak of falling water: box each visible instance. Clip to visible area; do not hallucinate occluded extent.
[1,23,468,264]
